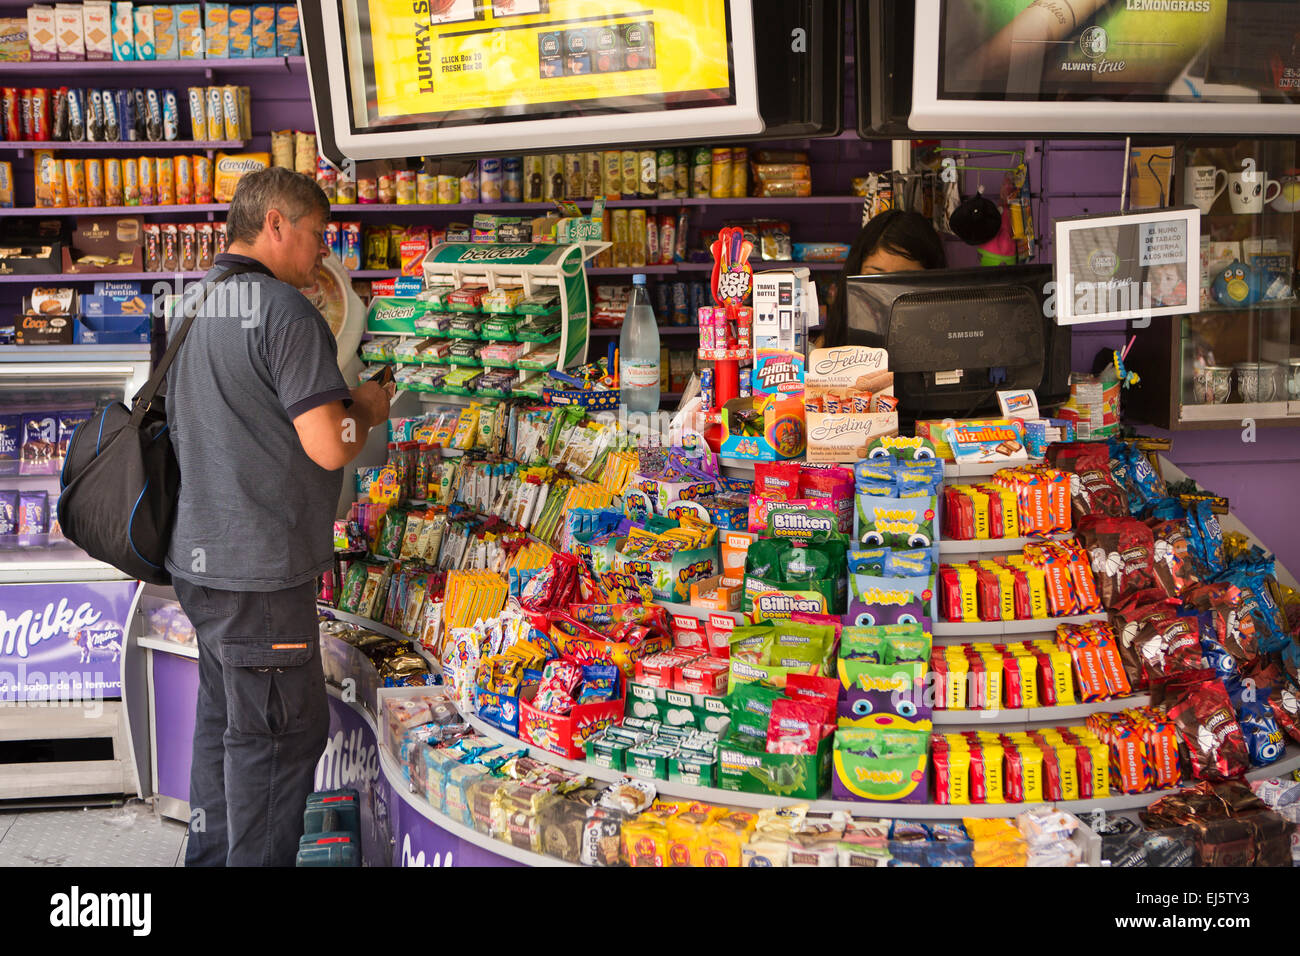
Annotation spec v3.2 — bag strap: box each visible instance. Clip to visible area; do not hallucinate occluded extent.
[130,260,273,423]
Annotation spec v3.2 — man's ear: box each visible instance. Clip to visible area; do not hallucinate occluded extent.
[265,207,285,243]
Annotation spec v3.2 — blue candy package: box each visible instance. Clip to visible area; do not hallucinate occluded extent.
[1199,630,1239,681]
[578,662,619,704]
[847,549,888,575]
[1237,700,1285,766]
[884,548,933,578]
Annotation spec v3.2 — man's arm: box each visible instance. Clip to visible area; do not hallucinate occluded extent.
[293,380,392,471]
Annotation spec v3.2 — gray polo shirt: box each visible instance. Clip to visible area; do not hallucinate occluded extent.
[166,253,352,591]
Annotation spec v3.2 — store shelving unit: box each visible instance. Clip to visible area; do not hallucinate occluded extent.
[0,55,306,75]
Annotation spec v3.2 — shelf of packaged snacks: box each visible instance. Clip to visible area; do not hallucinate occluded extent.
[0,140,245,154]
[0,270,205,283]
[930,614,1106,638]
[0,56,306,75]
[318,607,410,644]
[682,196,867,207]
[1054,748,1300,814]
[328,199,684,215]
[931,695,1153,727]
[941,458,1046,479]
[329,686,573,868]
[463,708,1110,818]
[136,634,198,660]
[938,534,1073,555]
[0,204,227,217]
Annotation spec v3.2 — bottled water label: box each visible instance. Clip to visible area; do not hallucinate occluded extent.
[622,360,660,388]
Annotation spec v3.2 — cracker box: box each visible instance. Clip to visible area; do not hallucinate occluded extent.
[175,3,201,57]
[0,17,29,61]
[17,313,74,345]
[945,419,1029,466]
[275,3,299,56]
[152,3,179,59]
[82,1,111,59]
[718,730,831,801]
[28,5,57,60]
[250,4,274,57]
[130,3,153,59]
[227,4,250,57]
[110,2,133,59]
[518,686,625,761]
[55,2,85,59]
[804,345,899,463]
[204,2,228,58]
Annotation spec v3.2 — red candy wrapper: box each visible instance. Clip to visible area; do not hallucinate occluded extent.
[753,461,802,501]
[1156,669,1251,781]
[766,697,825,755]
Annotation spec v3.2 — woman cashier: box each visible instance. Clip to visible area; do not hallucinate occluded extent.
[817,209,946,349]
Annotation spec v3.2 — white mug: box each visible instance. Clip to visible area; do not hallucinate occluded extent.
[1227,171,1282,214]
[1183,165,1227,214]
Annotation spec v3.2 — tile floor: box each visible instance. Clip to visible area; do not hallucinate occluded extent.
[0,801,187,867]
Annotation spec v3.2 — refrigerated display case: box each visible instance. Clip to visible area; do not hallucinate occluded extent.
[0,344,149,800]
[1127,139,1300,429]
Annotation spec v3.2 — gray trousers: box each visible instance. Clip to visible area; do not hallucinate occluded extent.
[172,578,328,867]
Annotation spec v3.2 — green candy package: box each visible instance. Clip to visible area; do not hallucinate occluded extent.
[729,624,775,663]
[769,622,833,669]
[840,626,889,663]
[375,508,410,559]
[780,546,831,583]
[839,623,927,665]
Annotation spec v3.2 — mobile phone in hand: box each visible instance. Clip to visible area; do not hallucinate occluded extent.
[368,365,394,386]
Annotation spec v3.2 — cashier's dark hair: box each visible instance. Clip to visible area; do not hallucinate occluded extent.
[822,210,947,348]
[226,167,331,245]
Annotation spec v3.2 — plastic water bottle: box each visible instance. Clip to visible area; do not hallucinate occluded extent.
[619,273,661,414]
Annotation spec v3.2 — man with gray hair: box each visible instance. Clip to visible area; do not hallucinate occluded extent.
[166,167,392,866]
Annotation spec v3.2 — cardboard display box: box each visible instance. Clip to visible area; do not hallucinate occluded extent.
[804,345,898,462]
[518,686,624,761]
[63,216,143,273]
[717,730,832,801]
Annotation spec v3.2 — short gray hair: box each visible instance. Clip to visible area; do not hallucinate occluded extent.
[226,167,330,244]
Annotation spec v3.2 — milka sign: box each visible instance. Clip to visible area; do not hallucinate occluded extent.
[0,599,100,659]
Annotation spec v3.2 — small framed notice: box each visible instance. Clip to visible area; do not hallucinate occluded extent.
[1054,207,1200,325]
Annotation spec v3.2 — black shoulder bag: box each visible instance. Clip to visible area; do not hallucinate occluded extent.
[58,262,269,584]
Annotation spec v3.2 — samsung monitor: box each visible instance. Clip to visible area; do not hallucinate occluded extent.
[301,1,763,164]
[844,264,1071,422]
[910,0,1300,136]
